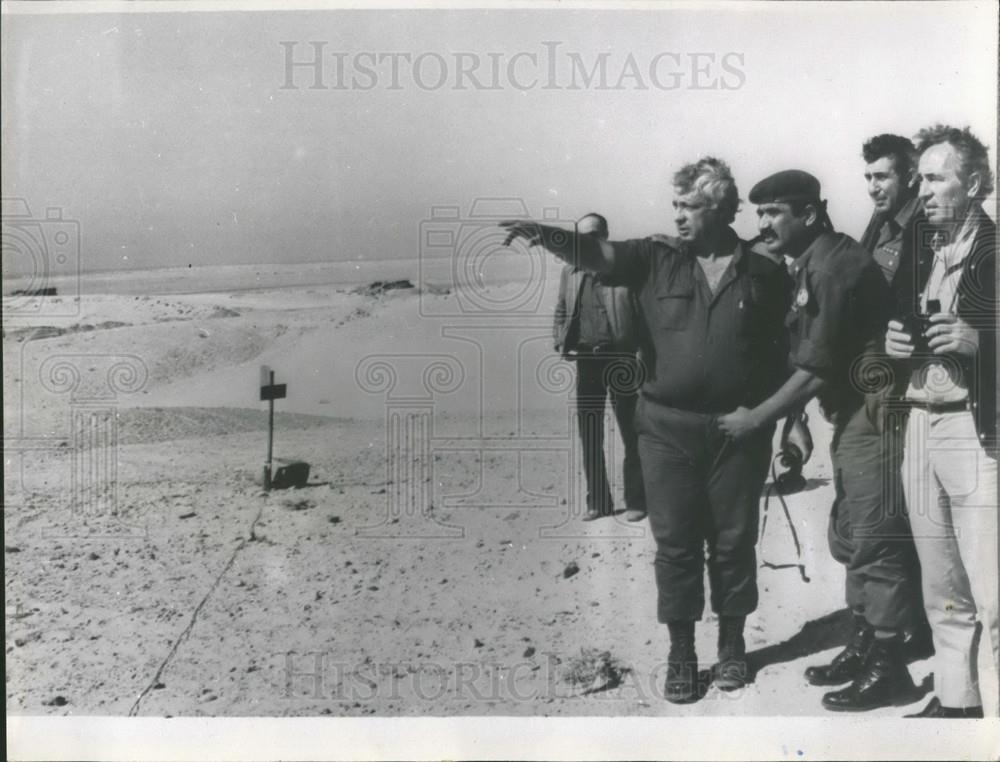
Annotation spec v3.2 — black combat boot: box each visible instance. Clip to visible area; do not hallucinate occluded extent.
[714,615,748,691]
[664,620,698,704]
[821,634,918,712]
[804,614,873,686]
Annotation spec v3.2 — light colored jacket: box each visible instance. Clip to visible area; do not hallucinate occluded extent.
[553,265,639,356]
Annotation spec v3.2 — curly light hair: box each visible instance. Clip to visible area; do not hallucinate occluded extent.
[672,156,741,225]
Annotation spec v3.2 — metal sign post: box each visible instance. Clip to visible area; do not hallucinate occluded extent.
[259,365,287,491]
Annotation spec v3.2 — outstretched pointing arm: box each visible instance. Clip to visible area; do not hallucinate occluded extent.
[500,220,615,273]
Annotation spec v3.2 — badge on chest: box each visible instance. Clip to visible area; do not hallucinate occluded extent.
[794,286,809,310]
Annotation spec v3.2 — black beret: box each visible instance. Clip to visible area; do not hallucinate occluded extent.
[748,169,822,204]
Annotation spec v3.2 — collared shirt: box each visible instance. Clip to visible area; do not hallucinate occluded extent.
[574,273,615,350]
[904,205,983,403]
[865,196,922,285]
[786,231,891,418]
[607,229,790,413]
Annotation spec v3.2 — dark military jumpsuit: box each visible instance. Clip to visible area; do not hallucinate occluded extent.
[607,230,791,622]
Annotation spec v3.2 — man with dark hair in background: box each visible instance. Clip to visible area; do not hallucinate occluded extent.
[800,135,936,694]
[859,134,932,316]
[718,169,923,712]
[554,213,646,522]
[882,125,997,718]
[503,157,791,703]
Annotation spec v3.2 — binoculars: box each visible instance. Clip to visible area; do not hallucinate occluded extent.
[899,299,942,353]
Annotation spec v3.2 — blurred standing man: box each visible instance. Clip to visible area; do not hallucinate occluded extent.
[554,213,646,522]
[718,170,923,712]
[503,158,791,702]
[882,126,997,719]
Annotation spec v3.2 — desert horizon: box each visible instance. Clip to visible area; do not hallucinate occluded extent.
[2,249,539,297]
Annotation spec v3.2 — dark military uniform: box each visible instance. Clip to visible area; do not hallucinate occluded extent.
[859,195,932,318]
[858,196,935,642]
[607,228,791,621]
[785,230,921,630]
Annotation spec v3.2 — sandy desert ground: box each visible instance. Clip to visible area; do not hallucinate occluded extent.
[3,256,955,718]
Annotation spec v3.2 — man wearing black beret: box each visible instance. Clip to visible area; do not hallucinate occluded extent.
[718,170,923,712]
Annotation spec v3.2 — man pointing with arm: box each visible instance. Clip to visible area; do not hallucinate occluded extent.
[504,157,790,704]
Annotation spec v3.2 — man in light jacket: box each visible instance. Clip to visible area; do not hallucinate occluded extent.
[882,125,997,718]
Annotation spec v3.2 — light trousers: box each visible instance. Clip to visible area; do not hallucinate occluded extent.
[902,408,998,709]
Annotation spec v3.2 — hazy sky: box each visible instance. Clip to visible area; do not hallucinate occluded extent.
[2,2,997,274]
